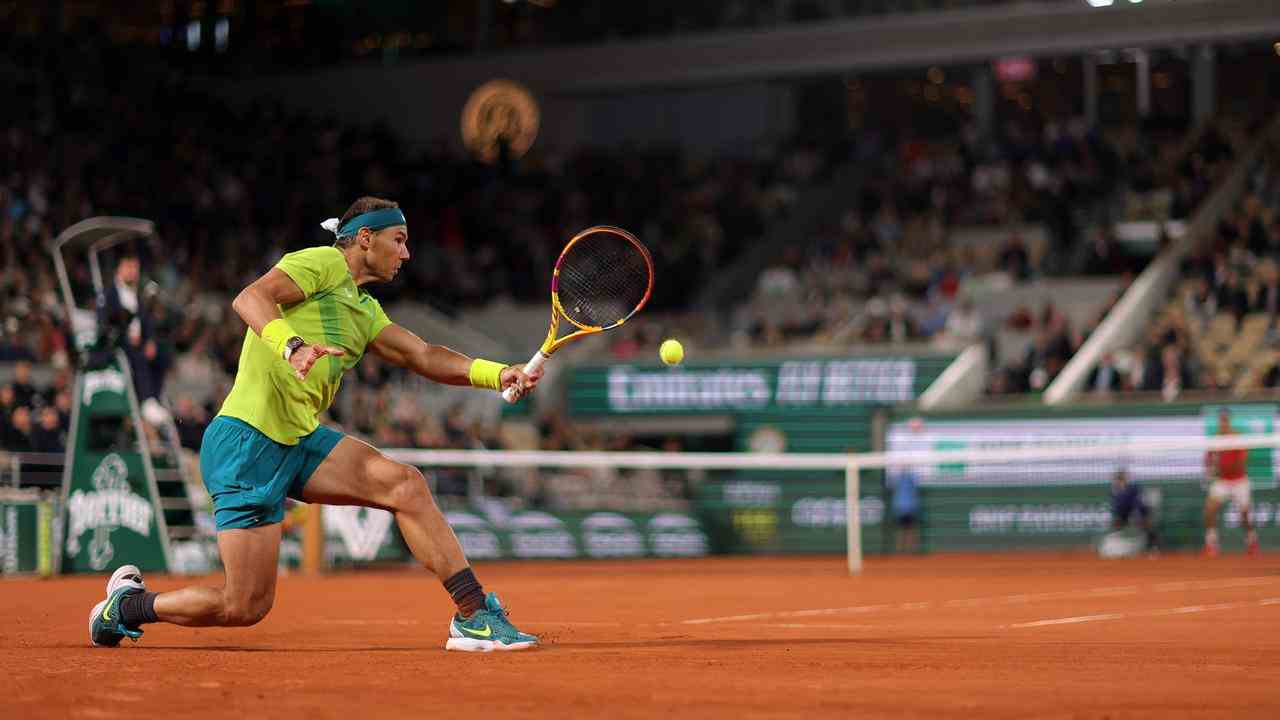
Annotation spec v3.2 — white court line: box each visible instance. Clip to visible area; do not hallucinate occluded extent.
[326,619,421,625]
[327,618,622,628]
[1158,602,1238,615]
[527,621,623,627]
[787,605,894,618]
[764,623,886,629]
[679,577,1280,626]
[946,585,1140,608]
[682,605,893,625]
[1007,597,1280,629]
[1151,577,1275,592]
[1005,613,1126,628]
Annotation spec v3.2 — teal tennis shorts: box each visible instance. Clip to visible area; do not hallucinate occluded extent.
[199,416,344,531]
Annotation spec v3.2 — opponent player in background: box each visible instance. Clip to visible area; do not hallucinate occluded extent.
[1203,408,1259,557]
[89,197,542,651]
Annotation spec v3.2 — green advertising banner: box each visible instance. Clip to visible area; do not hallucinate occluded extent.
[1220,490,1280,543]
[694,474,886,555]
[568,355,953,456]
[568,357,953,415]
[883,411,1280,488]
[322,505,410,567]
[0,495,57,575]
[61,359,170,573]
[916,485,1280,552]
[558,355,953,557]
[279,507,712,567]
[449,509,711,560]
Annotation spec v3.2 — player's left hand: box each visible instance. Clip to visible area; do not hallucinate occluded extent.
[500,364,543,401]
[290,343,346,381]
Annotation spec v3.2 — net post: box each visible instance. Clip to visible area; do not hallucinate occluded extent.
[846,459,862,576]
[302,503,325,576]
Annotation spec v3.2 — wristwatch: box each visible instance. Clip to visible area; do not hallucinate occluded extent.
[283,336,305,361]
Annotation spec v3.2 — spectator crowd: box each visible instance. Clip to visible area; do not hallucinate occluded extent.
[0,360,71,454]
[2,36,818,509]
[0,28,1271,512]
[731,116,1126,348]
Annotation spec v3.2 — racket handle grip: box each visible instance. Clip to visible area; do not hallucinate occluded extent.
[501,351,547,403]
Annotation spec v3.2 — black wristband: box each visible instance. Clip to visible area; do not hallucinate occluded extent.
[283,336,305,360]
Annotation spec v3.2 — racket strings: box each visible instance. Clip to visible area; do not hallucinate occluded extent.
[556,230,651,328]
[559,247,642,317]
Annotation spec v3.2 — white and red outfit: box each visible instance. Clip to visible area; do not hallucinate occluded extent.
[1207,446,1252,509]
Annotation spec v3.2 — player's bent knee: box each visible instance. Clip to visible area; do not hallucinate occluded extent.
[220,592,274,627]
[386,463,432,513]
[222,602,272,627]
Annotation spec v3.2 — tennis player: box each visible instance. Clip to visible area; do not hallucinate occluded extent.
[90,197,542,652]
[1203,408,1260,557]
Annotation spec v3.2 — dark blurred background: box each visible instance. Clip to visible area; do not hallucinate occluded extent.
[4,0,1280,524]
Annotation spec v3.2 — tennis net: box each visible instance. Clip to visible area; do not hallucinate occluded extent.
[369,431,1280,574]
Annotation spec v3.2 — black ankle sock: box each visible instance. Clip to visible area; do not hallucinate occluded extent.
[443,568,486,617]
[119,591,159,627]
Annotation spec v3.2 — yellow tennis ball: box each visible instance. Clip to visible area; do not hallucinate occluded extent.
[660,339,684,365]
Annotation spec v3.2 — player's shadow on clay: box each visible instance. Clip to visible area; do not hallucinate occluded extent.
[98,637,975,653]
[100,636,990,653]
[131,645,442,653]
[551,637,987,651]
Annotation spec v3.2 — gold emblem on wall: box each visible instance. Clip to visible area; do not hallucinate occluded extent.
[461,79,540,164]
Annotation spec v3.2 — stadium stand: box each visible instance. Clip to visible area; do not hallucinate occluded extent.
[713,112,1210,401]
[1160,137,1280,396]
[729,120,1111,341]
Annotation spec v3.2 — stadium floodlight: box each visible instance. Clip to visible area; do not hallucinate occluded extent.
[1086,0,1114,7]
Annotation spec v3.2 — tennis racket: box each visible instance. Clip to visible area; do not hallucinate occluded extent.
[503,225,654,403]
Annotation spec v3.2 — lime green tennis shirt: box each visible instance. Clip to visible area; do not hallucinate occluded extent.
[218,246,392,445]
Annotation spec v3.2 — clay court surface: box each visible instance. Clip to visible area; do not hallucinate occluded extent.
[3,553,1279,719]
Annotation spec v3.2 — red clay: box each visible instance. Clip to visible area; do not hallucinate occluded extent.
[4,552,1279,719]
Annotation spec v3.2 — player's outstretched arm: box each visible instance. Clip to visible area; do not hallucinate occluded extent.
[369,323,542,398]
[232,268,346,380]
